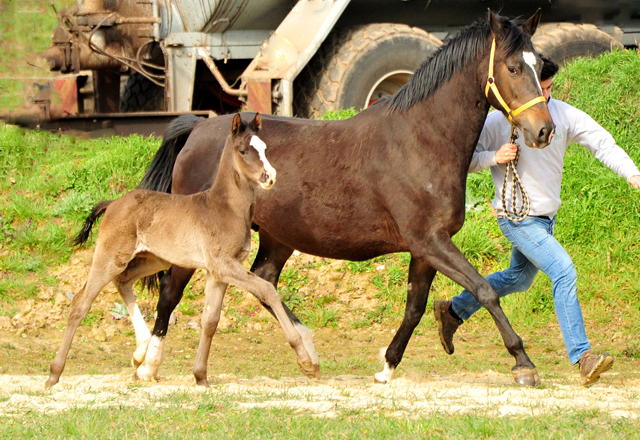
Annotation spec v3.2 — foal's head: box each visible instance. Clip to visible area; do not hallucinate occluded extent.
[230,113,276,189]
[486,9,555,148]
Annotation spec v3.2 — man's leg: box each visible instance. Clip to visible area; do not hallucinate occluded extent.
[437,216,612,384]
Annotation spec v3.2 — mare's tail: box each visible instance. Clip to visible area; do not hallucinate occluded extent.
[73,200,112,246]
[138,114,204,192]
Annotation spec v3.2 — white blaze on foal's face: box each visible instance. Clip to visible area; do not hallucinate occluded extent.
[522,51,542,94]
[250,135,277,189]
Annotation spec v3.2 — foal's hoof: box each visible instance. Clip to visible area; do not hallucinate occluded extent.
[195,378,210,388]
[135,363,159,383]
[511,366,540,387]
[298,360,321,379]
[44,376,59,389]
[131,338,150,368]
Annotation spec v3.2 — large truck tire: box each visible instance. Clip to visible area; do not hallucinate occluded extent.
[120,73,166,112]
[294,23,442,119]
[532,23,623,66]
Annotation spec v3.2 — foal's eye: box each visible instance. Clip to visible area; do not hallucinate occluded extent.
[239,150,247,155]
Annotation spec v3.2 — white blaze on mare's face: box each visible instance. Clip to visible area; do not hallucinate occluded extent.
[250,135,277,187]
[523,51,542,94]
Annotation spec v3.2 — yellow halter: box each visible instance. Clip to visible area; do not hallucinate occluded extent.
[484,39,546,122]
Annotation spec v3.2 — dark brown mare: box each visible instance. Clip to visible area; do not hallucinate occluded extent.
[138,10,554,386]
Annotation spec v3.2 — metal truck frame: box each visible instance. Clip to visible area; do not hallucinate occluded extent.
[2,0,638,135]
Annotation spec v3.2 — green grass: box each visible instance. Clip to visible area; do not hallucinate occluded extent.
[0,126,160,300]
[0,1,74,110]
[1,396,639,439]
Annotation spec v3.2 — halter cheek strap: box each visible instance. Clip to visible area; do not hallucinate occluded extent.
[485,39,547,122]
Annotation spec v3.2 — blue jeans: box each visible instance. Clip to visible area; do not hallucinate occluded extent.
[451,215,590,364]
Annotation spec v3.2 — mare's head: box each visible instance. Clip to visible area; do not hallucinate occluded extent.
[486,9,555,148]
[230,113,276,189]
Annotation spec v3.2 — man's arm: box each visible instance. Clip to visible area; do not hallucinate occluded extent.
[566,104,640,184]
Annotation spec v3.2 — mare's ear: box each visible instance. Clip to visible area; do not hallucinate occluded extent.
[232,113,244,136]
[488,9,505,40]
[521,8,541,37]
[249,113,262,131]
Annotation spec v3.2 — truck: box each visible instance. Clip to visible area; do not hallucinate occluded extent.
[2,0,637,136]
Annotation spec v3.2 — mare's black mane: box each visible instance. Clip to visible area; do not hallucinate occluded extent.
[390,15,528,112]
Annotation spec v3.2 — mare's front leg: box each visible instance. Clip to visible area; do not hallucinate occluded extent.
[250,231,320,378]
[416,230,538,386]
[192,275,227,387]
[374,257,436,383]
[220,260,315,378]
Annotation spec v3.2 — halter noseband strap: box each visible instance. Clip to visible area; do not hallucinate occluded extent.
[484,39,546,122]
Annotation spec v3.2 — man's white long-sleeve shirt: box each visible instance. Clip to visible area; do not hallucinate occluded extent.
[470,98,640,217]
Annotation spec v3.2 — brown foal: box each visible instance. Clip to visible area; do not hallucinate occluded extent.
[46,113,313,388]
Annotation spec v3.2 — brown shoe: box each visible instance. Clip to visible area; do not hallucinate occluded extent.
[579,349,613,387]
[434,299,462,355]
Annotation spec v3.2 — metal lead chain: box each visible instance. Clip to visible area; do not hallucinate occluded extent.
[501,125,530,222]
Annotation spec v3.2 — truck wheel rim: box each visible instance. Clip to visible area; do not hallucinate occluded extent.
[365,70,413,108]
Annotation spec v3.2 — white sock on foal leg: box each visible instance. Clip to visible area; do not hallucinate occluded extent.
[136,335,165,381]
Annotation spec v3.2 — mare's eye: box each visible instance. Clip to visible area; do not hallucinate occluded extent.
[239,150,247,155]
[508,66,518,75]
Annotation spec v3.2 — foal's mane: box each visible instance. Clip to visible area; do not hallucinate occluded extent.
[390,15,529,112]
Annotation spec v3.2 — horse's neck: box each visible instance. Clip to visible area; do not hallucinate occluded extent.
[202,146,256,217]
[409,64,490,162]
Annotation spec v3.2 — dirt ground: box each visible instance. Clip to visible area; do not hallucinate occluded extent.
[1,250,639,418]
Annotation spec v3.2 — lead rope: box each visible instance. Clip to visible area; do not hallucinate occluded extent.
[501,125,530,222]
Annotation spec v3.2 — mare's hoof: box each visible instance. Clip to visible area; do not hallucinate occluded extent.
[511,366,540,387]
[373,374,388,384]
[298,360,320,379]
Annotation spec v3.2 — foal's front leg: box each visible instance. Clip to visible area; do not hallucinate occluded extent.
[192,275,227,387]
[220,261,315,378]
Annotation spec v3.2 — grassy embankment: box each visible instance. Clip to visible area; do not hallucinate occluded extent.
[2,50,639,353]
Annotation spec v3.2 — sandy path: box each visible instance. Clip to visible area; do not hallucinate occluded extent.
[2,372,639,418]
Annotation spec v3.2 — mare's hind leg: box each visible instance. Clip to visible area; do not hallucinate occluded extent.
[46,255,127,388]
[149,266,195,358]
[218,260,314,377]
[415,233,538,386]
[251,231,320,378]
[375,258,436,383]
[112,253,171,370]
[192,275,227,387]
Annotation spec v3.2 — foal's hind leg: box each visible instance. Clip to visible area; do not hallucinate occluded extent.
[46,257,125,388]
[251,231,320,377]
[219,261,314,377]
[113,253,171,369]
[192,275,227,387]
[415,233,538,386]
[375,258,436,383]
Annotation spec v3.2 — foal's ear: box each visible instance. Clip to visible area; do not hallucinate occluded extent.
[232,113,244,136]
[249,113,262,131]
[487,9,505,40]
[521,8,542,37]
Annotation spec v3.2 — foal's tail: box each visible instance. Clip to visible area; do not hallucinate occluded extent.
[138,114,204,193]
[73,200,112,246]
